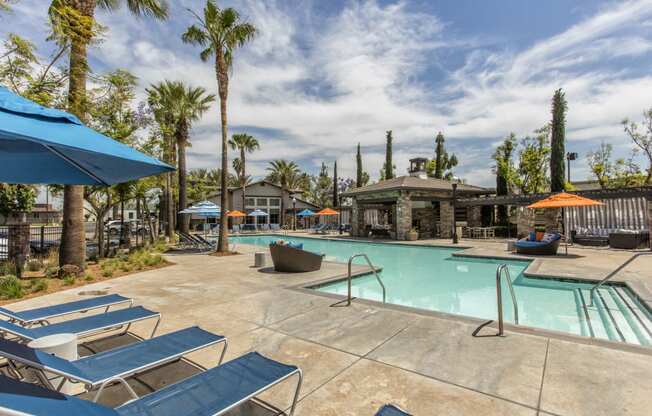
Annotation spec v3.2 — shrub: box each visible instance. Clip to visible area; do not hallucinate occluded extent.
[26,259,43,272]
[84,274,94,282]
[30,279,48,293]
[0,261,17,276]
[0,275,24,299]
[45,249,59,267]
[44,266,59,278]
[101,268,114,278]
[62,274,76,286]
[119,262,132,272]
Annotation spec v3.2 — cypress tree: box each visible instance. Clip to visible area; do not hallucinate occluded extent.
[356,143,363,187]
[333,161,338,207]
[434,132,445,179]
[385,130,394,180]
[550,88,567,192]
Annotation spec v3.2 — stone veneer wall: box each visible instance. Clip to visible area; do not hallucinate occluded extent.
[395,191,412,240]
[439,201,453,238]
[467,206,482,228]
[648,198,652,249]
[351,199,365,237]
[516,206,535,238]
[412,208,436,238]
[8,223,30,276]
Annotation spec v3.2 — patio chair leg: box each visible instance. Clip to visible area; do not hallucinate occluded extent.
[288,370,303,416]
[218,339,228,365]
[94,376,139,403]
[149,315,161,339]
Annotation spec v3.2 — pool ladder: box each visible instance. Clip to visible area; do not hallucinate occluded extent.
[588,252,652,306]
[496,264,519,336]
[347,254,386,306]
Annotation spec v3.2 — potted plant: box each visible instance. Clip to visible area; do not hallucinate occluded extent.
[406,227,419,241]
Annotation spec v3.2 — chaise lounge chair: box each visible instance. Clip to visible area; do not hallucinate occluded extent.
[0,351,302,416]
[0,306,160,342]
[0,294,132,327]
[0,326,227,401]
[515,232,561,255]
[376,404,412,415]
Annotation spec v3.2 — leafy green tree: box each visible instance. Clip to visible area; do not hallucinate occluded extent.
[310,162,333,208]
[550,89,567,192]
[0,184,35,224]
[514,126,551,194]
[384,130,395,180]
[622,107,652,184]
[266,160,300,225]
[228,133,259,210]
[0,0,17,13]
[333,161,338,208]
[586,142,613,189]
[182,0,256,252]
[492,133,517,225]
[429,131,458,179]
[48,0,168,268]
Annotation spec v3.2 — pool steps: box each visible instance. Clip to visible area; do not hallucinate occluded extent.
[579,286,652,346]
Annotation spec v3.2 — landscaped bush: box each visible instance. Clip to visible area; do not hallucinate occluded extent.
[29,278,48,293]
[0,262,17,276]
[0,275,24,299]
[62,274,76,286]
[44,266,59,278]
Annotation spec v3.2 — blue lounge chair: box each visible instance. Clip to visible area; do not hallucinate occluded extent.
[270,223,280,231]
[0,294,132,327]
[0,351,301,416]
[0,326,226,400]
[0,306,160,342]
[376,404,412,415]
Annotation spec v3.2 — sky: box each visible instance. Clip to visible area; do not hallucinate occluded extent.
[2,0,652,189]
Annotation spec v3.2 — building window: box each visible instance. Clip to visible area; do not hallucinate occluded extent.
[256,198,267,206]
[245,198,255,207]
[269,198,280,207]
[129,212,134,219]
[269,208,280,224]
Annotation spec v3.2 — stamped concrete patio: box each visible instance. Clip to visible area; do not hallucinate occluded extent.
[4,238,652,416]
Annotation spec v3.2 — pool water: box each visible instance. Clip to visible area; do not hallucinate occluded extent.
[231,235,652,346]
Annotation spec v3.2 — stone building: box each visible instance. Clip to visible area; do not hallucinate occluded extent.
[342,158,492,240]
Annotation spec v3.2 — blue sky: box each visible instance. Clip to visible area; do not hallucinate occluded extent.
[2,0,652,187]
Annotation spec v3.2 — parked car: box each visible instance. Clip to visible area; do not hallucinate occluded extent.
[105,220,148,237]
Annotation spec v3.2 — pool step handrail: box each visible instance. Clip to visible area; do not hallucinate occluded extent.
[347,253,386,306]
[496,264,519,336]
[589,252,652,306]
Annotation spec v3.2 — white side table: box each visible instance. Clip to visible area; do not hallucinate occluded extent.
[506,240,516,252]
[28,333,78,394]
[254,252,266,268]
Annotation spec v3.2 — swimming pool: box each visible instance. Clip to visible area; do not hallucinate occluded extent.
[231,235,652,346]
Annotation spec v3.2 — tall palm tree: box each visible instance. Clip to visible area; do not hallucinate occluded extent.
[49,0,168,268]
[228,133,259,211]
[182,0,256,252]
[266,160,300,226]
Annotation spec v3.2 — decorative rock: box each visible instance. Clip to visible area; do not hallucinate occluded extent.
[59,264,83,278]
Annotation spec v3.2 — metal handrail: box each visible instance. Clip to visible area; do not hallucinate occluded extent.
[496,264,519,336]
[347,253,386,306]
[589,252,652,306]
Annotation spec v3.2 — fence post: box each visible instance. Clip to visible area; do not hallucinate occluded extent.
[40,226,45,253]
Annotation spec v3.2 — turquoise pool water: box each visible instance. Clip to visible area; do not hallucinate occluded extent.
[230,235,652,345]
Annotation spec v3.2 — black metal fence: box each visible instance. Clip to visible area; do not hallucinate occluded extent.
[0,225,63,260]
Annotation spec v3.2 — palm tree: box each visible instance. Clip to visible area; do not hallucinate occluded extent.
[49,0,168,268]
[266,160,300,226]
[182,0,256,252]
[228,133,259,211]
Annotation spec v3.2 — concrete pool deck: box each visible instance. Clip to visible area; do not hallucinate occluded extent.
[3,237,652,415]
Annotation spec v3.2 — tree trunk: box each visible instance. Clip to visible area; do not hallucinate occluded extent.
[60,20,92,268]
[177,123,189,234]
[216,55,229,252]
[241,147,246,212]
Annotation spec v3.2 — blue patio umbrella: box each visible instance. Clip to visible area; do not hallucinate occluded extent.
[296,209,314,217]
[0,87,173,185]
[248,209,269,230]
[179,201,221,235]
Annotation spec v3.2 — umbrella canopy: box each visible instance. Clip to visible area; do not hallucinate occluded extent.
[179,201,221,217]
[0,87,173,185]
[316,208,338,216]
[226,210,246,217]
[248,209,269,217]
[527,192,604,209]
[297,209,315,217]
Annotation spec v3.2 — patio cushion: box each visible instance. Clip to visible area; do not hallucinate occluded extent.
[0,294,130,324]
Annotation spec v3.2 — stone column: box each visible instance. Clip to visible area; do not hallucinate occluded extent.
[516,206,535,238]
[439,201,453,238]
[467,206,482,227]
[351,198,365,237]
[648,199,652,249]
[395,192,412,240]
[543,208,561,233]
[8,222,30,278]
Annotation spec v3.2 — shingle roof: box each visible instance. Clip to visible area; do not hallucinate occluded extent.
[341,176,491,196]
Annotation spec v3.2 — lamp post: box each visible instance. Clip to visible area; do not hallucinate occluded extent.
[452,183,458,244]
[292,196,297,231]
[566,152,578,184]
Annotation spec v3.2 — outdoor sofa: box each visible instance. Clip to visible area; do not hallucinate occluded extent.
[376,404,411,415]
[269,242,324,272]
[609,229,649,249]
[515,232,561,255]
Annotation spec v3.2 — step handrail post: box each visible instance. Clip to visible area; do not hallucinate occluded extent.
[496,264,519,336]
[347,253,386,306]
[589,252,652,306]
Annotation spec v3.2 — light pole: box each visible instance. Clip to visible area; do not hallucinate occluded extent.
[292,196,297,231]
[452,183,458,244]
[566,152,578,184]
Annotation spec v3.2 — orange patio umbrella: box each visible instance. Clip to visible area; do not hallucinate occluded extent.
[527,192,603,254]
[226,210,246,217]
[315,208,339,216]
[527,192,603,209]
